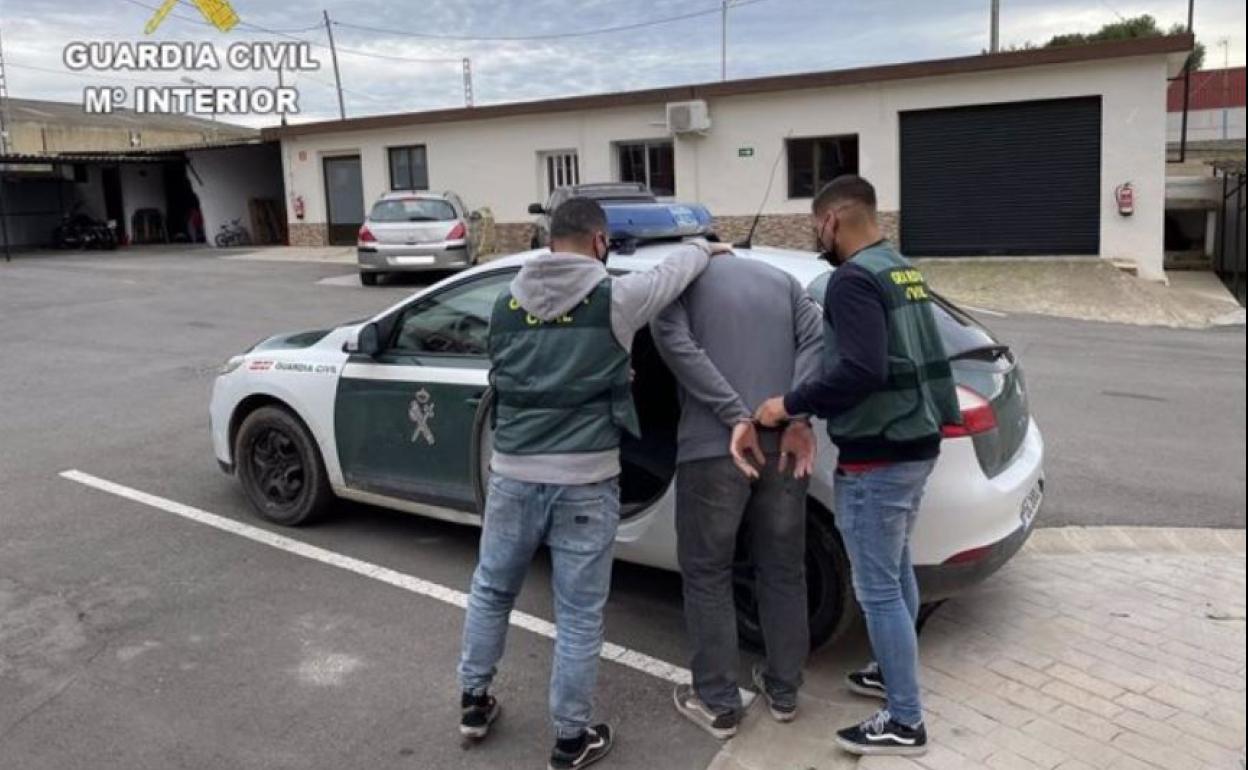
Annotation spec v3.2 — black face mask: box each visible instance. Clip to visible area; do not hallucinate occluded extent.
[815,218,841,266]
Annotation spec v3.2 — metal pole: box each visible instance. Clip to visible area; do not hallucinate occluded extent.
[278,63,288,126]
[1219,172,1228,274]
[720,0,727,81]
[323,10,346,120]
[990,0,1000,53]
[1221,39,1229,140]
[1178,0,1195,163]
[462,58,474,107]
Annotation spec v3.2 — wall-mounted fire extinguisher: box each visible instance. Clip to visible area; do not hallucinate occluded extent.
[293,195,306,221]
[1114,183,1134,217]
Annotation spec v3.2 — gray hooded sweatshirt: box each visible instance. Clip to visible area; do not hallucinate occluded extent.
[489,240,712,485]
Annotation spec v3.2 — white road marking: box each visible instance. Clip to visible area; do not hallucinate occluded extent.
[58,469,699,689]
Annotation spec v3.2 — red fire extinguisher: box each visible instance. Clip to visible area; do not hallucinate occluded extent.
[1114,183,1134,217]
[293,195,306,220]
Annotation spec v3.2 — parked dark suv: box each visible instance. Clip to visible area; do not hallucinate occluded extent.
[527,182,656,249]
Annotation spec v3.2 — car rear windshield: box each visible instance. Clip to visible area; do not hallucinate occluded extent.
[579,185,655,202]
[370,198,456,222]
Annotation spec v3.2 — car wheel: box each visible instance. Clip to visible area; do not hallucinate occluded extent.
[359,271,380,286]
[235,406,333,526]
[733,501,855,651]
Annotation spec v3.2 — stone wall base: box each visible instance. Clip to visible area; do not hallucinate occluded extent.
[295,213,902,258]
[709,211,901,252]
[492,222,534,255]
[289,222,328,247]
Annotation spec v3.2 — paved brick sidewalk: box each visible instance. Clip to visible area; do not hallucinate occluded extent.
[709,529,1246,770]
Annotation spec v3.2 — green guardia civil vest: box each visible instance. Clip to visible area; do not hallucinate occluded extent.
[824,242,962,444]
[488,279,641,455]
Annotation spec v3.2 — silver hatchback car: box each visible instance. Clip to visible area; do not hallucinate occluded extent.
[357,191,474,285]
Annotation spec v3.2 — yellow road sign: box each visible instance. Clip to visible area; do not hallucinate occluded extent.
[145,0,240,34]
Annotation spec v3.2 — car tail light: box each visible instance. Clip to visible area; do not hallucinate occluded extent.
[943,545,993,565]
[941,385,997,438]
[446,221,467,241]
[358,225,376,243]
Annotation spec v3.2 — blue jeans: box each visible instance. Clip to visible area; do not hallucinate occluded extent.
[458,474,621,739]
[833,459,936,727]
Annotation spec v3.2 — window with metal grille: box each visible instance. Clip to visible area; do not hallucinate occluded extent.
[540,150,579,198]
[616,140,675,196]
[388,145,429,191]
[786,135,859,199]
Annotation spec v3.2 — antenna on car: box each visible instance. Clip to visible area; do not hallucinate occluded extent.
[734,129,792,250]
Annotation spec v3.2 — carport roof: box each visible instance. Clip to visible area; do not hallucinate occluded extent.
[0,150,176,164]
[0,138,273,166]
[263,33,1194,140]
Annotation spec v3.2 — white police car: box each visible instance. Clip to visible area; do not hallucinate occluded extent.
[210,222,1044,648]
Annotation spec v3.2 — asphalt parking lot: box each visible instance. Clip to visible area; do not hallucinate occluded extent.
[1,248,1244,769]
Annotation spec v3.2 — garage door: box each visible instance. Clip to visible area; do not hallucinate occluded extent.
[900,97,1102,256]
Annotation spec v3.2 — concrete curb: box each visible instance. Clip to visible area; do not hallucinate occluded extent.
[1024,525,1245,555]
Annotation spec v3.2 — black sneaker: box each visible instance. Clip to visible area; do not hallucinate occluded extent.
[458,691,500,739]
[673,685,739,739]
[751,663,797,723]
[836,710,927,756]
[548,723,614,770]
[846,661,887,700]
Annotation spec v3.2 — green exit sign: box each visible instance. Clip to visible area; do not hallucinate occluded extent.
[738,147,755,158]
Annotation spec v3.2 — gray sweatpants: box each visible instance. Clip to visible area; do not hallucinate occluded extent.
[675,453,810,714]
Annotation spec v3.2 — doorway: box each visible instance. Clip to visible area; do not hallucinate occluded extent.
[323,155,364,246]
[102,166,125,244]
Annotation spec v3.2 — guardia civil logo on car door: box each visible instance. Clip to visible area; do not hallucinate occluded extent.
[409,389,437,446]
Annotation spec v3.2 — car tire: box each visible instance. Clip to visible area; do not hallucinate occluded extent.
[359,271,380,286]
[235,405,333,526]
[733,502,856,651]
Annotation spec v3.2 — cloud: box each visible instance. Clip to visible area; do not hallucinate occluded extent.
[1,0,1243,129]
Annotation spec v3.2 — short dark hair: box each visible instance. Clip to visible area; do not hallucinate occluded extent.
[550,197,608,241]
[812,174,877,215]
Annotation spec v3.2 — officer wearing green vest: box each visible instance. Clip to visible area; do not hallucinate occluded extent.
[457,197,727,770]
[756,175,961,758]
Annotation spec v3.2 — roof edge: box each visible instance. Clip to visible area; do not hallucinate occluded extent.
[263,33,1193,141]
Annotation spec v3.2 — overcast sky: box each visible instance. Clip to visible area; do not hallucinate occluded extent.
[2,0,1244,128]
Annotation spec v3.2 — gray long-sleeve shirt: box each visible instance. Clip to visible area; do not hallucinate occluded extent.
[651,256,824,464]
[489,240,711,485]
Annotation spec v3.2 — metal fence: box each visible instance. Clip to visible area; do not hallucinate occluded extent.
[1213,161,1247,306]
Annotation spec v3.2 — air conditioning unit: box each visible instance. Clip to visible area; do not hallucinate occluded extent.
[666,100,711,134]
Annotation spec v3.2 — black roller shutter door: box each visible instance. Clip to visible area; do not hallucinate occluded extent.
[900,97,1102,256]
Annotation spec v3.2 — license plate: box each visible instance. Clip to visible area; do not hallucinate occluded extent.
[1020,483,1043,529]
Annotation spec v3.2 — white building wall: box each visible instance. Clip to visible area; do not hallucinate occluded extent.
[281,54,1173,279]
[187,145,284,245]
[1166,107,1247,142]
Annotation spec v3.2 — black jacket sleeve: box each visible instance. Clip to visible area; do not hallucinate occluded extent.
[783,263,889,419]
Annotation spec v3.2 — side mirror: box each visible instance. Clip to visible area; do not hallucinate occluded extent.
[343,322,383,357]
[527,203,544,215]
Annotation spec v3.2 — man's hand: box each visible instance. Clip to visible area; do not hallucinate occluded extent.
[729,421,765,480]
[778,420,816,480]
[706,241,734,257]
[754,396,789,428]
